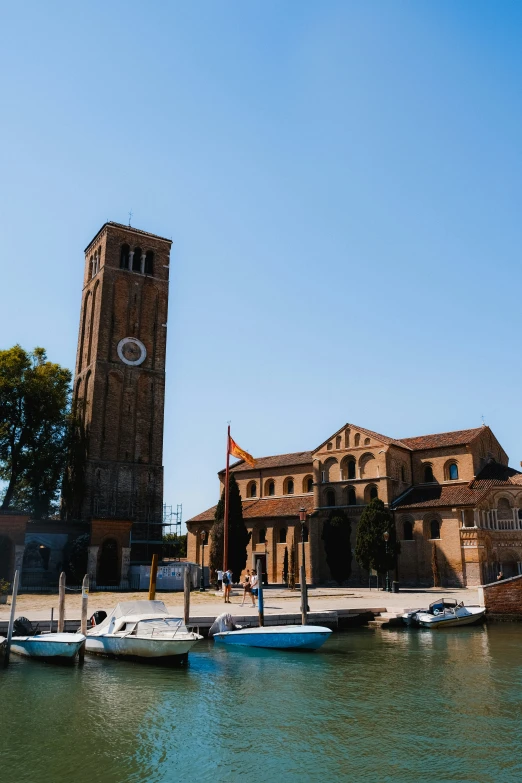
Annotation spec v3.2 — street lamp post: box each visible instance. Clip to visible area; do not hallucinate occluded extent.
[299,508,310,621]
[383,530,391,592]
[199,530,206,592]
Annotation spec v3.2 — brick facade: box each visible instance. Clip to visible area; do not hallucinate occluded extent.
[187,423,522,587]
[71,222,172,562]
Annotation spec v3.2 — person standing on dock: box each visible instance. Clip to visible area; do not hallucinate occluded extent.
[240,570,252,606]
[250,569,259,607]
[223,569,232,603]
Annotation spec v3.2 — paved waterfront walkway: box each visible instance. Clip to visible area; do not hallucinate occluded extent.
[0,586,481,622]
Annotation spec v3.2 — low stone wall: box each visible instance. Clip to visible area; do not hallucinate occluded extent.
[478,573,522,618]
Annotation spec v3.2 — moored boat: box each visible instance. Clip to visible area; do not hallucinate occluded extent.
[8,617,85,660]
[402,598,485,629]
[85,600,202,663]
[209,613,332,650]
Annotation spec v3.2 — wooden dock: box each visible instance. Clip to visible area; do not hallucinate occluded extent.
[0,607,381,637]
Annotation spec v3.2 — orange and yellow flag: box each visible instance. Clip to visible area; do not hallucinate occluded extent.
[229,436,255,467]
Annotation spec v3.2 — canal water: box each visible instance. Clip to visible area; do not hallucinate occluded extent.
[1,625,522,783]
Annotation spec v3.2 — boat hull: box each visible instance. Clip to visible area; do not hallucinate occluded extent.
[10,633,85,659]
[417,608,485,629]
[85,635,199,660]
[214,625,332,650]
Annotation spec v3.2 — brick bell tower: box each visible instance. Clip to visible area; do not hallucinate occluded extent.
[72,222,172,562]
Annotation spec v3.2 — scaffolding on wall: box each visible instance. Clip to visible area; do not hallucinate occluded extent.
[130,503,183,564]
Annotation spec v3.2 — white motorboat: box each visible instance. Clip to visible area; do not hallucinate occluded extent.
[85,600,202,663]
[209,613,332,651]
[8,618,85,660]
[402,598,485,629]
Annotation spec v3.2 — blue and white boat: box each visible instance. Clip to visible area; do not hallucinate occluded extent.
[210,614,332,650]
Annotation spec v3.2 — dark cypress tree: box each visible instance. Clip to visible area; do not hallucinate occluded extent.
[283,546,289,585]
[209,474,250,582]
[355,498,400,577]
[322,510,352,584]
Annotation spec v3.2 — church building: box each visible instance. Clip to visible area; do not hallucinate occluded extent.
[187,423,522,587]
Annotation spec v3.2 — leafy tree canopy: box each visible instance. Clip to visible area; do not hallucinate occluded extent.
[163,533,187,559]
[322,510,352,585]
[209,474,250,581]
[354,498,400,575]
[0,345,71,517]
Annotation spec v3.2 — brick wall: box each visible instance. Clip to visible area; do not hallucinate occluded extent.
[478,574,522,616]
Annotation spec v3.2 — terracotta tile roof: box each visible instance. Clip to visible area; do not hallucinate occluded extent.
[218,451,313,476]
[393,483,482,510]
[399,428,484,451]
[187,495,315,524]
[472,462,522,483]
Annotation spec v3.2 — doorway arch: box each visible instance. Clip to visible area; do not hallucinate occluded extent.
[97,538,120,586]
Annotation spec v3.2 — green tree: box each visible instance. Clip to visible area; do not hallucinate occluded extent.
[162,533,187,559]
[209,474,250,582]
[355,498,400,577]
[60,414,88,520]
[283,546,289,585]
[322,510,352,584]
[65,533,90,584]
[0,345,71,517]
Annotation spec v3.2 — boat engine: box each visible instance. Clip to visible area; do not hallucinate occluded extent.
[13,617,38,637]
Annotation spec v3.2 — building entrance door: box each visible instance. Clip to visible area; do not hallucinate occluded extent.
[253,554,268,585]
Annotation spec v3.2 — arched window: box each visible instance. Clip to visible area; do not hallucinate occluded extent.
[248,481,257,498]
[430,519,440,539]
[279,527,287,544]
[424,465,434,483]
[403,520,413,540]
[259,528,266,544]
[120,244,130,270]
[354,433,360,446]
[347,459,356,479]
[327,442,333,451]
[144,250,154,275]
[304,476,313,493]
[267,480,275,496]
[369,486,378,500]
[347,487,356,505]
[133,247,142,272]
[326,490,336,506]
[203,530,209,545]
[364,437,370,445]
[285,478,294,495]
[449,463,459,481]
[336,436,341,449]
[302,525,309,543]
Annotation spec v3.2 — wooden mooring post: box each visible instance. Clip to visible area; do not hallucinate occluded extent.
[49,607,54,633]
[79,574,89,665]
[58,572,66,632]
[148,554,158,600]
[184,565,191,626]
[257,559,264,627]
[3,569,20,668]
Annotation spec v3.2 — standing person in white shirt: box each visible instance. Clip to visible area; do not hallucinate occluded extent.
[250,568,258,607]
[217,569,223,592]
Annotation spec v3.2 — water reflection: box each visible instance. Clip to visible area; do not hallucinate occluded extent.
[2,628,522,782]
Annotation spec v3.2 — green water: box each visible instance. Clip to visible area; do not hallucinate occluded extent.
[1,626,522,783]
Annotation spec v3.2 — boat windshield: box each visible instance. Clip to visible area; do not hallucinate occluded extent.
[428,598,457,614]
[136,618,185,635]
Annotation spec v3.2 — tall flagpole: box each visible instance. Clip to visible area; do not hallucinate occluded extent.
[223,424,230,573]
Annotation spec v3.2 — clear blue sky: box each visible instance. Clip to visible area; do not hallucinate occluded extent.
[2,1,522,525]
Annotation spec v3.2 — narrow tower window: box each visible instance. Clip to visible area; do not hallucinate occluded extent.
[120,244,130,270]
[145,250,154,275]
[133,247,142,272]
